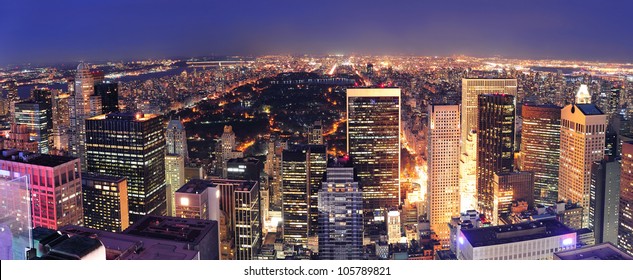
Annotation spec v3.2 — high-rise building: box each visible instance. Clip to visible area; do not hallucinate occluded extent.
[165,154,185,216]
[85,112,166,223]
[265,136,286,211]
[461,79,517,146]
[227,157,262,182]
[619,141,633,255]
[559,86,607,228]
[280,145,326,246]
[69,63,101,166]
[427,104,460,245]
[477,94,516,221]
[81,173,129,232]
[459,130,477,212]
[233,178,261,260]
[175,179,260,260]
[308,120,324,145]
[14,101,52,154]
[165,119,188,161]
[520,104,561,207]
[281,149,308,246]
[51,92,71,152]
[457,219,576,260]
[387,210,402,244]
[93,81,119,115]
[5,80,20,122]
[0,150,82,229]
[174,179,221,221]
[219,125,242,177]
[318,160,362,260]
[492,171,534,223]
[1,124,39,153]
[347,88,400,231]
[306,145,326,237]
[589,159,621,244]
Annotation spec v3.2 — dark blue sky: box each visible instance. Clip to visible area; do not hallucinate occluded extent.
[1,0,632,65]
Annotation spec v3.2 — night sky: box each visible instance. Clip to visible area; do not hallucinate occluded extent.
[1,0,632,65]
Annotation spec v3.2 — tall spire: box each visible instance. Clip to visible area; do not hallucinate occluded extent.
[575,84,591,104]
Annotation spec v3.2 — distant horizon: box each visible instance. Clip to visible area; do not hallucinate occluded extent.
[2,1,632,66]
[2,52,632,69]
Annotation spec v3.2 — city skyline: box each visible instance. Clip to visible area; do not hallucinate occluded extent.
[1,0,633,261]
[2,1,633,65]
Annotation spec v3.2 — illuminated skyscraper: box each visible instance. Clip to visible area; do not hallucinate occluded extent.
[492,171,534,223]
[459,130,477,212]
[476,94,515,222]
[0,150,82,229]
[81,173,129,232]
[233,179,261,260]
[176,178,260,260]
[5,80,20,122]
[69,63,101,166]
[219,125,242,177]
[165,119,188,161]
[460,79,516,215]
[14,101,52,154]
[520,104,561,207]
[51,92,71,152]
[461,79,517,145]
[559,86,607,228]
[85,112,166,223]
[347,88,400,231]
[619,141,633,255]
[427,104,460,245]
[318,161,362,260]
[281,149,308,246]
[306,145,326,237]
[165,154,185,216]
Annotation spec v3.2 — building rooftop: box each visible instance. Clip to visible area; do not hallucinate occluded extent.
[461,219,575,247]
[123,215,217,245]
[0,149,77,167]
[81,172,126,184]
[554,243,633,260]
[58,225,200,260]
[176,178,256,194]
[167,119,184,130]
[227,157,260,165]
[87,112,160,122]
[575,104,604,115]
[44,235,103,260]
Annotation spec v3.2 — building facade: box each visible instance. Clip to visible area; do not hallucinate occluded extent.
[347,88,400,232]
[318,165,362,260]
[85,112,166,223]
[457,219,577,260]
[559,86,607,228]
[69,62,101,166]
[589,159,621,244]
[81,173,129,232]
[427,104,460,245]
[476,94,516,221]
[520,104,561,206]
[619,142,633,255]
[0,150,82,229]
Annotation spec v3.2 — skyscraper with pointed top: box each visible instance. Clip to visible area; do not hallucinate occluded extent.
[558,85,607,228]
[69,62,101,166]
